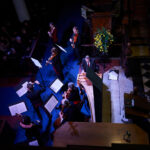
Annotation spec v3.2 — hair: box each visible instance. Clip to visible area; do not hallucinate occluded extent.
[73,26,78,30]
[51,47,58,53]
[49,22,54,27]
[68,82,74,89]
[22,115,31,125]
[85,55,90,60]
[27,83,33,90]
[73,26,79,34]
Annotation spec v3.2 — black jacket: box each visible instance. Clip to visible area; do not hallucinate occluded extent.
[81,58,96,72]
[26,84,45,106]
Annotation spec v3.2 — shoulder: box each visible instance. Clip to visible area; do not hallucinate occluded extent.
[82,58,85,63]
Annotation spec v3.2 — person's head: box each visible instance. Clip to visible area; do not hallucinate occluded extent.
[49,22,55,28]
[127,42,131,47]
[16,36,22,43]
[64,100,70,107]
[27,83,33,91]
[22,115,31,125]
[85,55,90,63]
[68,82,74,89]
[73,26,78,34]
[51,47,57,55]
[21,28,27,34]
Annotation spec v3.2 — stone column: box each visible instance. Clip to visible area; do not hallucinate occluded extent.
[12,0,30,22]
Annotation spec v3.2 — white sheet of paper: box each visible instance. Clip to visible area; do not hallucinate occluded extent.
[31,57,42,68]
[44,95,58,114]
[9,102,27,116]
[28,140,39,146]
[16,87,28,97]
[56,44,67,53]
[16,81,28,97]
[50,78,63,93]
[22,81,28,87]
[108,71,118,80]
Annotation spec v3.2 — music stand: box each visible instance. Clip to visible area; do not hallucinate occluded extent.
[50,78,64,93]
[16,81,28,97]
[55,44,67,53]
[44,95,58,114]
[31,57,46,88]
[8,101,27,116]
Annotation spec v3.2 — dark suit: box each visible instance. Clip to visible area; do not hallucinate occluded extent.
[81,58,96,72]
[26,84,50,120]
[26,84,44,106]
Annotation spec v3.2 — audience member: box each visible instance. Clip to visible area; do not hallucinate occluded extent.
[0,20,40,75]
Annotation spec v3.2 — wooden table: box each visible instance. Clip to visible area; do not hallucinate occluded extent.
[53,122,149,147]
[77,73,102,122]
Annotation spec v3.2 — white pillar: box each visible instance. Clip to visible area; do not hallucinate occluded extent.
[12,0,30,22]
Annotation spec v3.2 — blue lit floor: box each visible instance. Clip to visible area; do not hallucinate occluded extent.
[13,42,80,146]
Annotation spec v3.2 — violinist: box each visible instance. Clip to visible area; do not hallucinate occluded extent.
[46,47,64,80]
[48,22,58,44]
[69,26,80,62]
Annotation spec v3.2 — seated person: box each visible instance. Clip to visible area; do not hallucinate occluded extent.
[81,55,98,73]
[65,82,81,104]
[56,82,81,110]
[54,100,84,130]
[19,115,42,142]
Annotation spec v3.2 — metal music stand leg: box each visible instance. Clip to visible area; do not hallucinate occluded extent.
[39,69,46,88]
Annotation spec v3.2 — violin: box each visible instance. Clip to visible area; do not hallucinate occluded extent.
[54,111,64,130]
[71,33,78,48]
[46,53,57,65]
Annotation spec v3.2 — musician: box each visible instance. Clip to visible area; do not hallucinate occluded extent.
[81,55,97,73]
[66,82,81,104]
[26,80,52,120]
[19,115,43,145]
[69,26,80,62]
[48,22,58,44]
[56,82,80,110]
[46,47,64,80]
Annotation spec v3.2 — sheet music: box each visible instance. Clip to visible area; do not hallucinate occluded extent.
[56,44,67,53]
[22,81,28,87]
[16,81,28,97]
[29,140,39,146]
[50,78,63,93]
[16,86,28,97]
[44,95,58,114]
[108,71,118,80]
[9,102,27,116]
[31,57,42,68]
